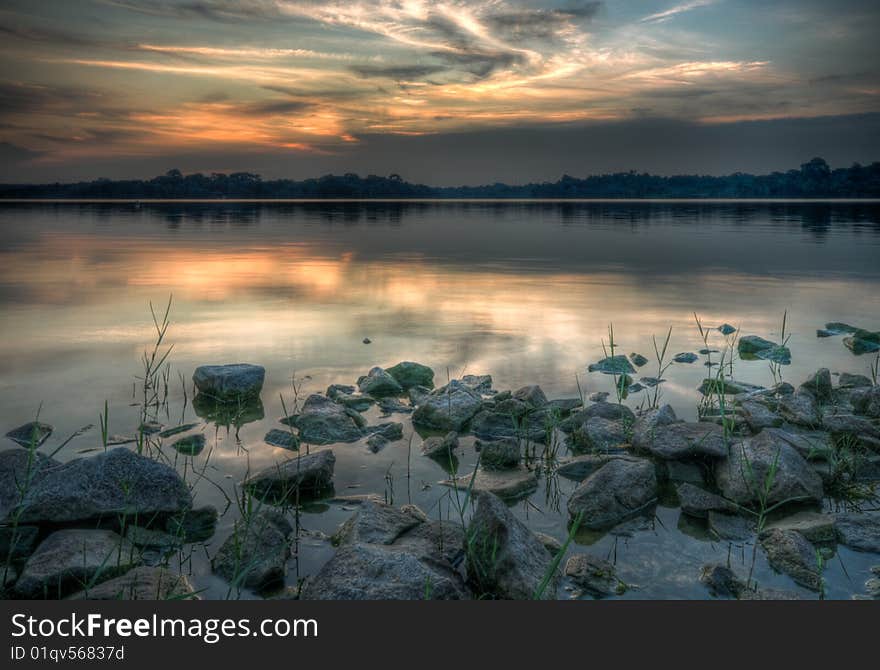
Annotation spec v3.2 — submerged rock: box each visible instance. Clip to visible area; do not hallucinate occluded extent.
[698,378,766,396]
[766,511,835,544]
[412,380,483,432]
[264,428,299,450]
[420,431,459,459]
[357,367,404,397]
[170,433,205,456]
[289,394,365,444]
[386,361,434,390]
[588,355,635,375]
[700,563,745,598]
[15,529,141,599]
[5,421,53,448]
[4,448,191,525]
[564,553,625,597]
[468,492,558,600]
[192,363,265,400]
[715,431,824,507]
[834,513,880,553]
[708,512,753,541]
[158,423,199,439]
[165,505,218,543]
[718,324,738,336]
[567,458,658,530]
[676,483,737,518]
[441,466,538,501]
[629,353,649,367]
[476,438,521,469]
[737,335,778,355]
[843,330,880,355]
[244,449,335,501]
[366,422,404,442]
[68,566,196,600]
[673,352,699,364]
[759,528,822,591]
[212,510,291,591]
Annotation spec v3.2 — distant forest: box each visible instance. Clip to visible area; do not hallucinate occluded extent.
[2,158,879,199]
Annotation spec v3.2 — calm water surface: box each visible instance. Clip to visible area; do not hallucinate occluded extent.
[1,201,879,599]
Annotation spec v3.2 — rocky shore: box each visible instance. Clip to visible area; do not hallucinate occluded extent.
[2,339,880,600]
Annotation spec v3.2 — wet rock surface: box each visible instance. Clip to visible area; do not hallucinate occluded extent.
[567,457,658,529]
[68,566,196,600]
[244,449,335,501]
[212,510,292,592]
[193,363,265,400]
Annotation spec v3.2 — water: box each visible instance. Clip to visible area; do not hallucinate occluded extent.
[1,201,879,599]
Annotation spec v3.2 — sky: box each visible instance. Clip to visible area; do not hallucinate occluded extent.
[0,0,879,184]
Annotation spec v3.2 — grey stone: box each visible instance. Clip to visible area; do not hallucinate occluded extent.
[800,368,832,402]
[6,448,191,525]
[441,467,538,501]
[512,385,548,408]
[332,501,424,546]
[637,422,728,460]
[588,355,635,375]
[0,524,39,561]
[665,460,706,485]
[567,458,658,530]
[420,431,459,459]
[834,513,880,552]
[759,528,822,591]
[739,400,783,432]
[244,449,335,501]
[766,511,835,543]
[708,512,754,541]
[556,454,640,481]
[366,422,404,442]
[290,394,365,444]
[192,364,265,400]
[357,367,404,397]
[365,434,388,453]
[471,409,548,444]
[68,566,196,600]
[698,378,766,396]
[631,404,679,450]
[476,438,520,469]
[676,483,737,518]
[718,324,737,335]
[264,428,299,450]
[715,431,824,507]
[700,563,745,598]
[838,373,872,388]
[170,433,205,455]
[386,361,434,390]
[629,353,649,367]
[546,398,583,414]
[333,393,375,412]
[15,529,141,599]
[573,416,629,453]
[673,352,699,364]
[412,380,483,432]
[5,421,53,448]
[460,374,493,392]
[738,335,778,355]
[559,402,636,433]
[468,492,558,600]
[852,386,880,418]
[564,553,625,597]
[778,392,822,427]
[165,505,218,543]
[212,510,291,591]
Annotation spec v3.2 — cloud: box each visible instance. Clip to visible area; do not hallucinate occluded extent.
[640,0,716,24]
[350,64,447,81]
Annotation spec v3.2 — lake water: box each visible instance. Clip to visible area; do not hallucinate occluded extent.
[1,201,879,599]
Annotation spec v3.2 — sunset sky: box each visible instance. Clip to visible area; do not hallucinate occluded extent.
[1,0,879,183]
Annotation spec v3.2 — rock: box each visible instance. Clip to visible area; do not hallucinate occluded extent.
[564,554,625,597]
[755,346,792,365]
[476,438,520,469]
[698,378,766,396]
[800,369,833,402]
[588,355,635,375]
[333,393,375,412]
[386,361,435,390]
[778,391,822,427]
[629,353,649,367]
[0,525,39,561]
[0,449,59,519]
[851,386,880,418]
[332,501,424,546]
[559,402,636,433]
[763,428,833,461]
[822,413,879,439]
[512,385,548,408]
[412,380,483,432]
[759,528,822,591]
[535,533,562,554]
[365,434,388,452]
[212,510,291,591]
[676,483,737,518]
[170,433,205,455]
[557,454,640,481]
[158,423,199,439]
[843,329,880,355]
[627,383,646,394]
[460,374,493,392]
[378,397,413,415]
[816,329,835,338]
[715,431,824,507]
[825,322,860,334]
[165,505,218,543]
[718,324,737,335]
[441,467,538,501]
[290,394,365,444]
[14,529,141,599]
[700,563,745,598]
[124,525,181,549]
[573,416,629,453]
[420,431,459,459]
[302,541,466,600]
[6,448,191,525]
[193,394,264,428]
[357,367,404,397]
[673,352,699,364]
[192,363,264,400]
[738,335,778,355]
[5,421,53,448]
[834,513,880,552]
[739,400,783,432]
[408,385,432,406]
[362,337,371,344]
[68,566,196,600]
[264,428,299,450]
[666,460,706,485]
[567,458,658,530]
[636,422,728,460]
[139,421,163,435]
[366,422,404,442]
[766,511,835,543]
[244,449,335,502]
[467,492,558,599]
[588,391,609,402]
[326,384,355,399]
[839,373,872,388]
[631,404,679,449]
[738,587,804,600]
[708,512,754,541]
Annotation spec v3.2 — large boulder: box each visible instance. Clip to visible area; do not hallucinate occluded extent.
[559,402,636,434]
[68,566,196,600]
[572,417,629,453]
[412,380,483,432]
[192,363,265,400]
[778,392,822,427]
[357,367,404,397]
[471,410,548,444]
[631,404,679,448]
[331,501,424,546]
[635,422,728,460]
[290,394,365,444]
[5,448,191,525]
[714,431,824,507]
[386,362,434,390]
[15,529,141,599]
[739,400,783,432]
[567,458,658,529]
[467,492,558,600]
[512,385,548,408]
[244,449,335,501]
[476,438,521,469]
[212,510,291,592]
